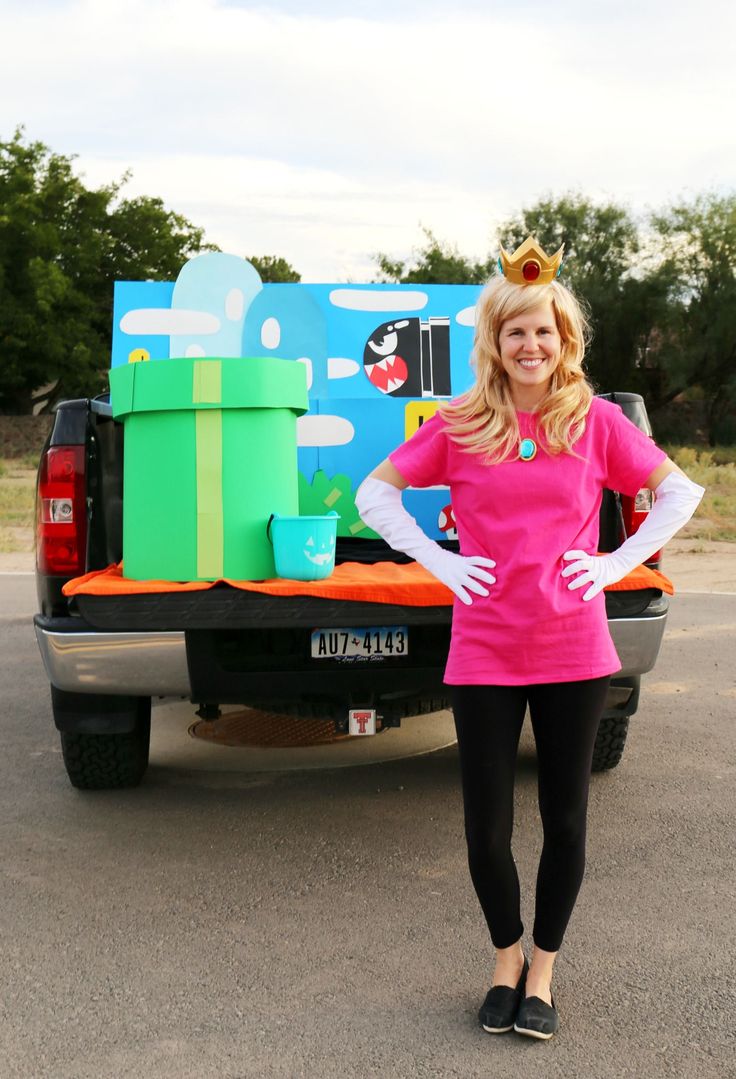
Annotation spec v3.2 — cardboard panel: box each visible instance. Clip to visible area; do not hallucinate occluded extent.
[112,280,174,368]
[110,259,485,569]
[171,252,262,359]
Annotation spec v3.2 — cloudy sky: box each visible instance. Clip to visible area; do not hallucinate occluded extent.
[2,0,734,280]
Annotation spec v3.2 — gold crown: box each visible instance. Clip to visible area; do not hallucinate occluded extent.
[498,236,564,285]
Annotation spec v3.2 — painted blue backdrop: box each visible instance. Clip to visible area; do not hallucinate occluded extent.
[111,253,484,539]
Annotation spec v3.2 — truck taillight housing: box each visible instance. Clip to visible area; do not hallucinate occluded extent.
[621,487,661,566]
[36,446,87,576]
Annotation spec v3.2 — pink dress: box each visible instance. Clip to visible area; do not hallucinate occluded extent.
[389,397,667,685]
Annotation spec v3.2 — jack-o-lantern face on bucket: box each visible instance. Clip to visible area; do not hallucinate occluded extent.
[304,531,335,566]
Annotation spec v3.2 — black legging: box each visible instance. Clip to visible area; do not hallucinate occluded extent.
[451,677,610,953]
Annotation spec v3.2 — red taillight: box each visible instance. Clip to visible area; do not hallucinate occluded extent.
[621,488,661,566]
[36,446,87,576]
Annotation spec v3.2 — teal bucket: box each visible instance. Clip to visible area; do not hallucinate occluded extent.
[267,511,339,581]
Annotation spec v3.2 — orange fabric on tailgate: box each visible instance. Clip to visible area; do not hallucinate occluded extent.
[63,559,674,603]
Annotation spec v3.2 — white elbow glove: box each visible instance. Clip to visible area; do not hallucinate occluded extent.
[562,471,705,601]
[355,476,496,605]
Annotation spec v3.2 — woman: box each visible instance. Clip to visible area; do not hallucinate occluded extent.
[355,239,704,1041]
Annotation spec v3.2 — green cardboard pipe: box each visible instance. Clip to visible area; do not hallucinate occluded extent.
[109,356,308,582]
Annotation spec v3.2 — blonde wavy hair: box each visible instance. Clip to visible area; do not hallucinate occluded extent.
[439,275,593,462]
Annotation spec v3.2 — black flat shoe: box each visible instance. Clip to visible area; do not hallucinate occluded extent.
[514,993,559,1040]
[478,957,529,1034]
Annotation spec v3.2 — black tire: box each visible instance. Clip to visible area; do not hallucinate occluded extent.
[60,699,151,790]
[591,714,630,772]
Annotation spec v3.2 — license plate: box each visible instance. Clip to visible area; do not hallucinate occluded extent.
[310,626,408,661]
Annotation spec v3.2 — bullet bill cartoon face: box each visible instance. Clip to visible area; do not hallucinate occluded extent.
[364,316,452,398]
[363,320,413,395]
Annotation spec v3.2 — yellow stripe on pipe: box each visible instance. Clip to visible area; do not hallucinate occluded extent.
[195,409,224,579]
[192,359,222,404]
[192,360,224,579]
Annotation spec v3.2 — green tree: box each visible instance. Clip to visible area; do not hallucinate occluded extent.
[649,193,736,443]
[374,228,494,284]
[0,128,213,413]
[247,254,301,282]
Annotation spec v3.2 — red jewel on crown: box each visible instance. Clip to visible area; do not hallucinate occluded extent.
[498,238,564,285]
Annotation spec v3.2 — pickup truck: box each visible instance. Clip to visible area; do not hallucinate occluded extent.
[33,390,669,789]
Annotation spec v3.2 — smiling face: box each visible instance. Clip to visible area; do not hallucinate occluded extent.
[498,300,562,410]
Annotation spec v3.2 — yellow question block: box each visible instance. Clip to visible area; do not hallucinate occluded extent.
[404,400,440,441]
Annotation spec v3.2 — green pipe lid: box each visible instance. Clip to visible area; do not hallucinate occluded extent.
[110,356,309,418]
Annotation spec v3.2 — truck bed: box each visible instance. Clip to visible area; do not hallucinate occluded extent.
[34,393,671,783]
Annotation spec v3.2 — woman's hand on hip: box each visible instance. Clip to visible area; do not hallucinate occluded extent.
[561,550,626,602]
[423,547,497,606]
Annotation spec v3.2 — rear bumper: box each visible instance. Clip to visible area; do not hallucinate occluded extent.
[35,624,190,696]
[34,604,669,700]
[610,611,668,676]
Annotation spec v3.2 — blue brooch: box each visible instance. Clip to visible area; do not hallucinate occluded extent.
[518,437,538,461]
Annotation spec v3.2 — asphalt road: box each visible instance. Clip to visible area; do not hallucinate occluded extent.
[1,575,735,1079]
